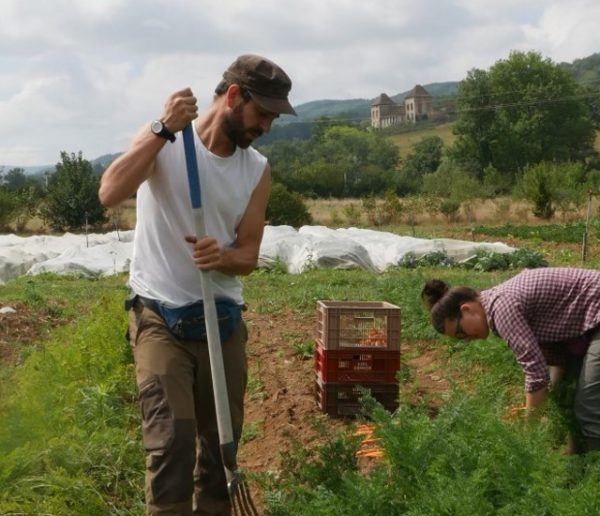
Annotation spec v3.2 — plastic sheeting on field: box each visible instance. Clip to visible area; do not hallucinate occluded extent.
[0,226,516,284]
[259,226,516,273]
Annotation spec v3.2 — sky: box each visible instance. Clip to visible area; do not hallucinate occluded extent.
[1,0,599,167]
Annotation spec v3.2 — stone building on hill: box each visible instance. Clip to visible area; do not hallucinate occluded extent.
[371,84,434,128]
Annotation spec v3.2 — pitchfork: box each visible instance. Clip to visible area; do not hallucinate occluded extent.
[182,123,259,516]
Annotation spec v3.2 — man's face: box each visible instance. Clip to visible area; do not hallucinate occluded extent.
[224,94,278,149]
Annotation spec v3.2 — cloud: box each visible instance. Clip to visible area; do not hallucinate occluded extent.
[0,0,598,165]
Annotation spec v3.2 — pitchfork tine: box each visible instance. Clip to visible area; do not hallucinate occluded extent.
[238,480,259,515]
[229,473,259,516]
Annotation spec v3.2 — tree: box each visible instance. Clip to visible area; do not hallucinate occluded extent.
[0,168,45,231]
[266,182,312,227]
[262,124,399,198]
[3,168,27,192]
[41,151,107,231]
[0,188,19,230]
[421,159,482,201]
[451,51,596,177]
[517,161,588,220]
[396,136,444,194]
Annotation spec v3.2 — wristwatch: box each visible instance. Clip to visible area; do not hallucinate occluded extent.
[150,119,176,142]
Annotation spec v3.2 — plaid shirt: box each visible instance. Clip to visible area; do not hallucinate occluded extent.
[479,268,600,392]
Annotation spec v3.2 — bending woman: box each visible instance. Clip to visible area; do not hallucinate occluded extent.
[421,267,600,452]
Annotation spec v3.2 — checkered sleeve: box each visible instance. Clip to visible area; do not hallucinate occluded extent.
[491,297,550,393]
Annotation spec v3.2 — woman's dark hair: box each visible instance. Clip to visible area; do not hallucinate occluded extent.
[421,279,478,334]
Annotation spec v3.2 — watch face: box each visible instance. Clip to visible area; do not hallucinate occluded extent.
[151,120,163,134]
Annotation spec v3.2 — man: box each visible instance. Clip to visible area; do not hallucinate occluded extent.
[99,54,296,515]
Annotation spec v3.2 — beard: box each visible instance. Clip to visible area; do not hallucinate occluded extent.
[223,103,263,149]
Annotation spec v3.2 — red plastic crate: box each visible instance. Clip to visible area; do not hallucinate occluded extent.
[315,375,399,417]
[316,300,400,350]
[314,343,400,383]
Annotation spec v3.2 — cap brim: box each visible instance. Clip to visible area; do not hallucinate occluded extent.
[249,91,297,116]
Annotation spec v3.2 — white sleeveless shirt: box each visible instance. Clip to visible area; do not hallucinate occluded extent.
[129,128,267,306]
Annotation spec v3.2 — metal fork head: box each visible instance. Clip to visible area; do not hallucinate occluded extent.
[229,474,259,516]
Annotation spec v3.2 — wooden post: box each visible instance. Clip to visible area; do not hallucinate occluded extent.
[581,190,593,264]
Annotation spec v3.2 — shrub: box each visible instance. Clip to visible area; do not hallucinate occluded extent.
[518,161,588,220]
[41,151,107,231]
[343,203,362,225]
[439,198,461,222]
[266,182,312,227]
[0,189,19,230]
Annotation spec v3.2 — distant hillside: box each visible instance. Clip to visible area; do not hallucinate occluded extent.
[290,81,460,123]
[560,52,600,85]
[90,153,121,174]
[390,81,459,104]
[293,98,372,121]
[1,152,122,177]
[0,164,55,176]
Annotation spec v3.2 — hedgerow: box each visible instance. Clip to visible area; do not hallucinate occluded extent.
[472,219,600,244]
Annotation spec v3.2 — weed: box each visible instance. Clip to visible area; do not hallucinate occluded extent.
[292,340,314,360]
[247,360,268,401]
[241,419,265,444]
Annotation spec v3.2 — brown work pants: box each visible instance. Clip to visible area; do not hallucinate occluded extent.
[129,301,248,515]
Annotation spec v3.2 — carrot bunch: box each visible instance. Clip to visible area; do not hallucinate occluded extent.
[359,327,387,347]
[354,424,384,459]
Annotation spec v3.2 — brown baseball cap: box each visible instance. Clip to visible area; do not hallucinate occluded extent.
[221,54,296,116]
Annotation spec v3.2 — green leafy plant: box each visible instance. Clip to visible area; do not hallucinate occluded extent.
[266,182,312,227]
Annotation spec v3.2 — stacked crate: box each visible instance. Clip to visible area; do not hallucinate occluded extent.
[314,300,401,417]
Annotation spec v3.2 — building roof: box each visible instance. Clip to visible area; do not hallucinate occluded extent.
[405,84,432,99]
[371,93,395,106]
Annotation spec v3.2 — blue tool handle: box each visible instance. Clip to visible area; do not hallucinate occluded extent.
[181,121,236,469]
[182,124,202,209]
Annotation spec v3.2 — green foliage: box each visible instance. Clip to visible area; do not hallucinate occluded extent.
[361,191,404,226]
[261,124,399,198]
[473,219,599,244]
[0,286,144,513]
[266,182,312,227]
[517,161,589,219]
[482,164,514,196]
[343,202,362,225]
[41,151,107,231]
[264,387,600,515]
[396,135,445,194]
[398,249,547,272]
[0,258,595,512]
[0,188,19,229]
[439,198,461,221]
[0,168,46,231]
[399,251,456,269]
[451,51,596,177]
[421,158,482,201]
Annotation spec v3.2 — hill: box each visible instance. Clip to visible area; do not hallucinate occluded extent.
[560,52,600,85]
[291,81,460,123]
[0,153,122,177]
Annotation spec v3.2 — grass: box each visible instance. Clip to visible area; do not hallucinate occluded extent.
[0,283,143,514]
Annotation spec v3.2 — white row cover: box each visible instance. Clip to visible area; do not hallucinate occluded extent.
[0,226,515,284]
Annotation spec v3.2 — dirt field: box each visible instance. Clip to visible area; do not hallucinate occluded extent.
[0,299,450,511]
